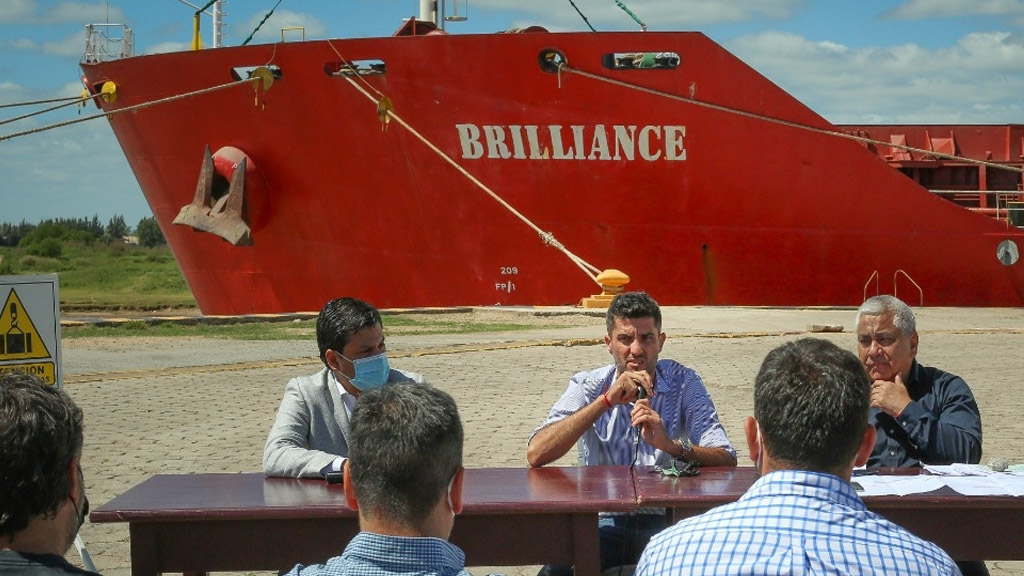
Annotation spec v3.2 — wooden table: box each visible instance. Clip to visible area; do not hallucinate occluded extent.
[93,466,1024,575]
[634,466,1024,561]
[90,466,636,576]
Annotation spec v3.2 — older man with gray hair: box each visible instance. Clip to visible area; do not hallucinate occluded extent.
[855,295,982,468]
[856,295,987,576]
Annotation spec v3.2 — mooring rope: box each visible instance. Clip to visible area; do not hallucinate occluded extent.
[558,63,1024,175]
[0,93,99,127]
[0,77,255,143]
[325,40,605,283]
[0,95,86,109]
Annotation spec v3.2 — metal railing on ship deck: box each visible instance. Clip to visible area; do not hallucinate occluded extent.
[928,189,1024,226]
[83,23,133,63]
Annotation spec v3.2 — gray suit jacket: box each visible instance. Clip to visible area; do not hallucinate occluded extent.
[262,366,426,478]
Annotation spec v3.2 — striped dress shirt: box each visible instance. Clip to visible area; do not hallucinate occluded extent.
[531,360,735,467]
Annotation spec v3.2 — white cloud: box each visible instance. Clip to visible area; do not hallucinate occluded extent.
[41,30,86,57]
[9,37,39,51]
[42,1,124,25]
[726,29,1024,123]
[0,0,34,24]
[886,0,1024,19]
[472,0,804,30]
[0,119,150,224]
[144,41,191,55]
[239,9,328,44]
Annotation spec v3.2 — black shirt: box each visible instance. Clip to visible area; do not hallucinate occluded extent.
[0,550,102,576]
[868,361,982,468]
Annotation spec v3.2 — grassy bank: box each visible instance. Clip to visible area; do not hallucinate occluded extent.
[3,244,585,339]
[60,313,557,339]
[0,243,195,310]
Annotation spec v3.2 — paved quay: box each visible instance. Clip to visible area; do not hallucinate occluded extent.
[59,305,1024,576]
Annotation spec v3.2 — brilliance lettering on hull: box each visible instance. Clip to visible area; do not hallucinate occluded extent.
[456,124,687,162]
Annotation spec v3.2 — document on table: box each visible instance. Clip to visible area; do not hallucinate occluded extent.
[850,465,1024,496]
[923,464,1024,496]
[852,475,946,496]
[939,475,1024,496]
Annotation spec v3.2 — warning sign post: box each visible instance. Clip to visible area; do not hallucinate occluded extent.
[0,275,62,387]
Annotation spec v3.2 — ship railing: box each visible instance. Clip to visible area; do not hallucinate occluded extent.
[928,189,1024,223]
[863,269,924,306]
[894,270,924,307]
[863,270,879,304]
[281,26,305,42]
[82,23,133,64]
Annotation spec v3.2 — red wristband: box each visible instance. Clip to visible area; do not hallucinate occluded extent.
[601,392,612,409]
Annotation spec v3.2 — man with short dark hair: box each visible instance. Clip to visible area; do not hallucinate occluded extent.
[285,382,469,576]
[264,297,426,478]
[637,338,960,576]
[0,371,100,576]
[528,291,735,575]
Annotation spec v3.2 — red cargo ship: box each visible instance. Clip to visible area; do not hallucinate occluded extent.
[79,8,1024,315]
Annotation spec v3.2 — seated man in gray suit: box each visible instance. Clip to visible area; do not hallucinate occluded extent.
[263,297,426,478]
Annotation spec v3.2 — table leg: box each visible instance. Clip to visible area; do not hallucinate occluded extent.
[571,513,600,576]
[129,524,162,576]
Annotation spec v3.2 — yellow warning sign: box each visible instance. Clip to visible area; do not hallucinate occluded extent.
[0,289,52,361]
[0,362,56,385]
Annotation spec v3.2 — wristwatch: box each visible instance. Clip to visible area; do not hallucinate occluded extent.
[674,436,693,459]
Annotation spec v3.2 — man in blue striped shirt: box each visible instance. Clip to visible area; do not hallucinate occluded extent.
[528,291,736,575]
[285,383,470,576]
[637,338,960,576]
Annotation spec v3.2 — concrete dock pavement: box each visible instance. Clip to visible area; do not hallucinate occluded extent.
[58,306,1024,576]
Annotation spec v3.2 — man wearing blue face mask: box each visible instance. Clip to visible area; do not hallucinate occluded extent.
[263,297,427,478]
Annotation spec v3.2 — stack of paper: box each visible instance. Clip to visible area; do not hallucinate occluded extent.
[851,465,1024,497]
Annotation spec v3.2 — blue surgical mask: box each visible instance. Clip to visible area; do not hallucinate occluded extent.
[339,351,391,391]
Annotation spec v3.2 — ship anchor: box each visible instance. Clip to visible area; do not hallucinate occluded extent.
[173,145,253,245]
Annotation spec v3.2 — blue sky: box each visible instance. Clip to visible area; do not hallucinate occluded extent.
[2,0,1023,226]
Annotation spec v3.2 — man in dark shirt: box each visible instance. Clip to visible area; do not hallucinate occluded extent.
[856,294,986,576]
[0,371,100,576]
[855,295,982,467]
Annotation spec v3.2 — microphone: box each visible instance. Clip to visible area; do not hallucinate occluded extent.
[631,384,647,469]
[635,385,647,433]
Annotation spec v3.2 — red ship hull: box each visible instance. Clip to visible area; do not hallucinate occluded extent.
[80,31,1024,314]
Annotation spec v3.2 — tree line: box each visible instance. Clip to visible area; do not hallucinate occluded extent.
[0,215,166,255]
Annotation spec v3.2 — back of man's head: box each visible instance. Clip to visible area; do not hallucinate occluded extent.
[0,371,84,541]
[316,297,382,364]
[754,338,870,473]
[348,383,463,527]
[606,291,662,333]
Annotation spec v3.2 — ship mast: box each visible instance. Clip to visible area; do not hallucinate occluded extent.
[177,0,223,48]
[418,0,467,30]
[419,0,435,25]
[211,0,223,48]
